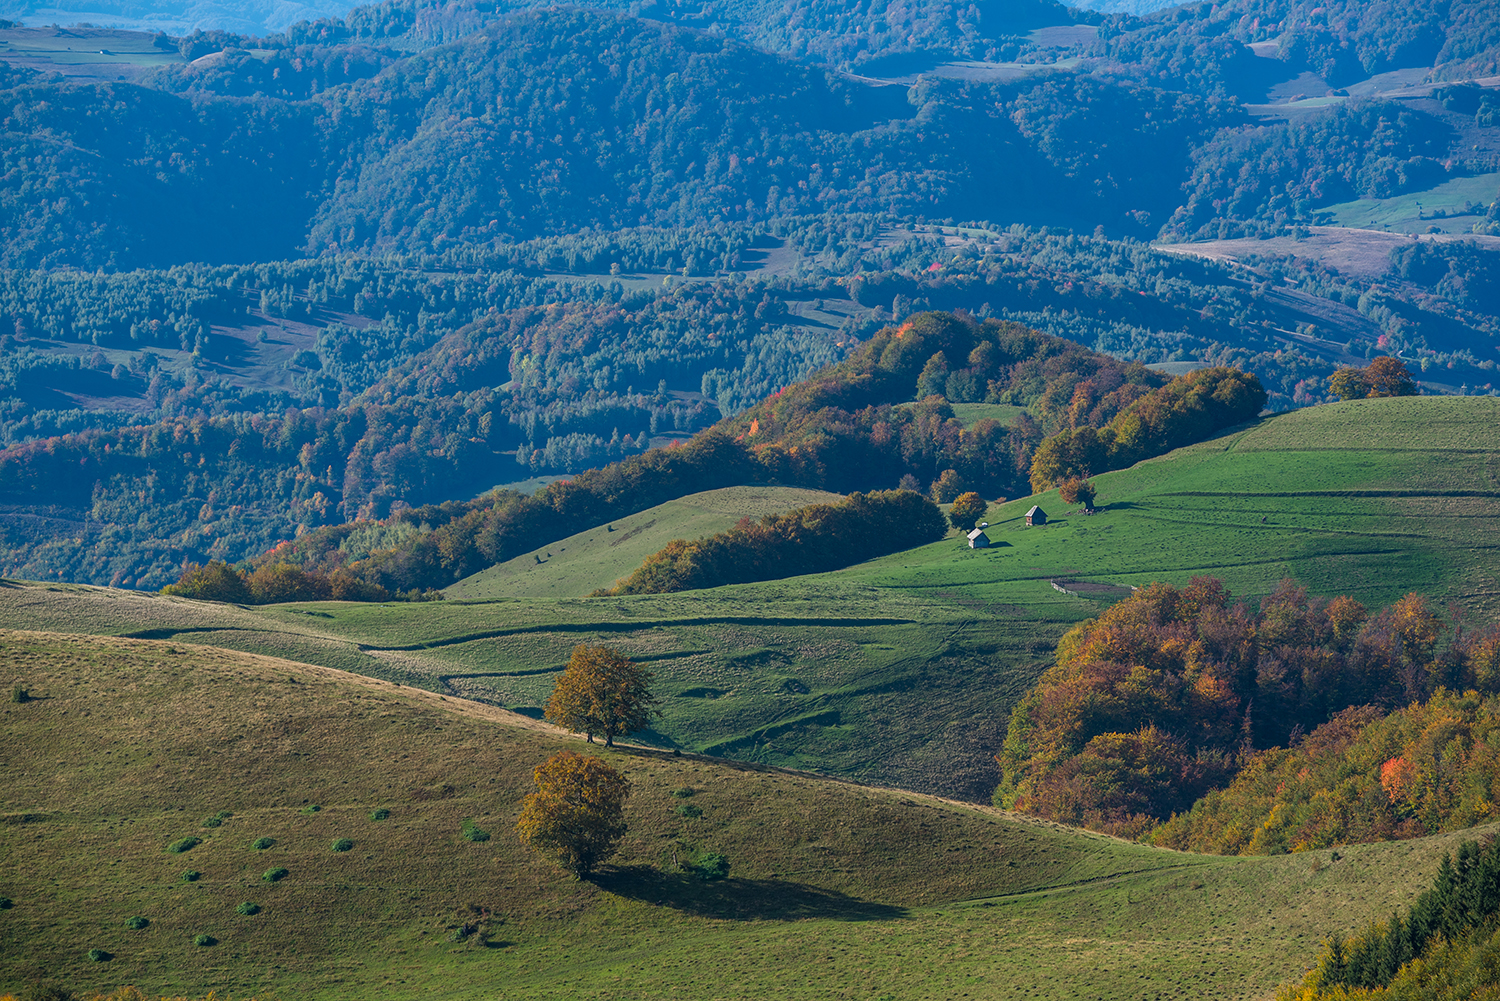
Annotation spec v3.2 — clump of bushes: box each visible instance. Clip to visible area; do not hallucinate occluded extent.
[252,837,275,850]
[235,902,261,916]
[331,838,354,852]
[201,810,231,828]
[124,916,149,929]
[180,870,200,882]
[87,948,112,962]
[262,867,289,882]
[167,836,202,854]
[194,934,216,947]
[300,804,321,815]
[461,819,490,843]
[671,787,695,798]
[369,808,390,821]
[674,803,702,819]
[0,896,12,909]
[695,853,731,881]
[10,683,29,703]
[162,559,393,604]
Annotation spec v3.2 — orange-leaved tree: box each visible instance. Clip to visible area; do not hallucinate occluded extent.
[545,645,659,747]
[948,491,988,531]
[516,751,630,878]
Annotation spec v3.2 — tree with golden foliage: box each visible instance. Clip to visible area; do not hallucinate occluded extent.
[545,645,659,747]
[947,491,988,531]
[1057,477,1096,510]
[516,751,630,878]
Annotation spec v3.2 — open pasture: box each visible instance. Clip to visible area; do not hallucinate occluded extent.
[0,630,1482,1001]
[3,396,1498,802]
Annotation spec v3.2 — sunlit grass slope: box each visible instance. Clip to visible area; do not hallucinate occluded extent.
[0,630,1485,1001]
[2,396,1496,803]
[447,485,842,600]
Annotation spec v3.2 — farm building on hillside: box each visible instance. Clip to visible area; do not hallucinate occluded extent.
[1026,505,1047,527]
[967,527,990,548]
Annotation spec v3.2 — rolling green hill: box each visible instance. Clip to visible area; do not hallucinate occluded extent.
[1,396,1496,804]
[0,629,1488,1001]
[446,485,842,600]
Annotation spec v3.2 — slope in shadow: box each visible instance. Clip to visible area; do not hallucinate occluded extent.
[595,866,907,922]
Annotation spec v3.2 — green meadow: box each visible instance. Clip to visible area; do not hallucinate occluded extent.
[2,396,1497,802]
[0,630,1481,1000]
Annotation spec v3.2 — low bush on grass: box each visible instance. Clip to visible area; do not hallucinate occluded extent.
[201,810,231,828]
[0,896,12,909]
[167,837,201,854]
[671,787,695,798]
[461,819,490,843]
[252,837,275,849]
[180,870,200,882]
[194,934,216,947]
[370,807,390,820]
[299,805,321,815]
[331,838,354,852]
[262,867,288,882]
[124,916,149,929]
[86,948,111,962]
[236,902,261,915]
[674,803,702,818]
[10,683,29,703]
[695,853,731,880]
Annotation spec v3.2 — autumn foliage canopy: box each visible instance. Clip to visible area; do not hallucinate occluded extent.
[516,751,631,877]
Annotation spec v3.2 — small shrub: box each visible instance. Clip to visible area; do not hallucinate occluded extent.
[461,819,491,843]
[86,948,111,962]
[124,916,149,929]
[331,838,354,852]
[252,837,275,850]
[370,808,390,821]
[262,867,289,882]
[674,803,702,819]
[236,902,261,916]
[180,870,200,883]
[0,896,12,909]
[696,853,730,881]
[671,787,695,798]
[194,934,217,947]
[299,804,321,815]
[201,811,231,829]
[10,683,29,703]
[167,836,202,854]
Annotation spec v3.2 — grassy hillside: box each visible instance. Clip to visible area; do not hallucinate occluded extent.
[2,396,1497,804]
[0,629,1488,1001]
[447,486,842,600]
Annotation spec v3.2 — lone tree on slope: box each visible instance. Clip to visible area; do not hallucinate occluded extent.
[516,751,630,878]
[948,491,989,531]
[545,644,659,747]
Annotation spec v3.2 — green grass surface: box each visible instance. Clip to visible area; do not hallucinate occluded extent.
[448,486,842,600]
[1322,171,1500,234]
[946,402,1027,429]
[3,396,1498,804]
[0,630,1481,1000]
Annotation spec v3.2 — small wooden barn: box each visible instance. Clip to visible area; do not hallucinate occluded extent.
[1026,505,1047,527]
[966,527,990,549]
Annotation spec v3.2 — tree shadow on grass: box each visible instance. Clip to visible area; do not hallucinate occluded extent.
[593,866,907,922]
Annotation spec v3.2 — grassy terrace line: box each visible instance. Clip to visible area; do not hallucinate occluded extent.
[0,629,1491,1001]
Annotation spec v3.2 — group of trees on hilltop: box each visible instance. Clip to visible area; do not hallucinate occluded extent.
[1027,366,1266,492]
[1328,356,1418,401]
[600,489,946,595]
[997,577,1469,838]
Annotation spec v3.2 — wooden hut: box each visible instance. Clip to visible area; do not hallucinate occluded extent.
[1026,505,1047,527]
[966,527,990,549]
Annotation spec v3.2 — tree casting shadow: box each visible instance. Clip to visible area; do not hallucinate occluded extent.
[593,866,907,922]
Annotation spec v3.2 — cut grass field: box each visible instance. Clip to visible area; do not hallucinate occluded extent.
[447,485,843,600]
[3,396,1498,803]
[0,630,1482,1001]
[1322,170,1500,235]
